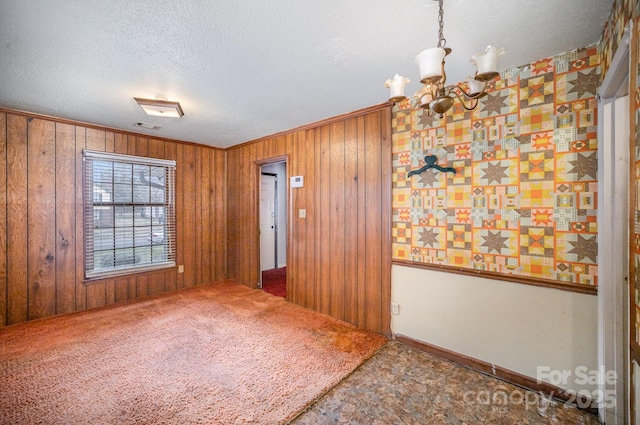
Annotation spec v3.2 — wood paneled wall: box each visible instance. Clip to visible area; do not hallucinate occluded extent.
[0,104,390,335]
[227,105,392,335]
[0,110,227,327]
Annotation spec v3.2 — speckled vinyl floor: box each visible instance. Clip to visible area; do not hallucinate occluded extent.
[291,341,601,425]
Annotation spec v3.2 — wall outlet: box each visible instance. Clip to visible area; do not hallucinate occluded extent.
[178,265,184,273]
[299,208,306,218]
[391,303,400,315]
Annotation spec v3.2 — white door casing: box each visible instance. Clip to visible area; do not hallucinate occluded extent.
[597,21,631,424]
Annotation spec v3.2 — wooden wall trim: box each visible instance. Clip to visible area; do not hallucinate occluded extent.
[394,335,598,415]
[227,102,393,151]
[254,155,289,167]
[0,107,225,151]
[392,259,597,296]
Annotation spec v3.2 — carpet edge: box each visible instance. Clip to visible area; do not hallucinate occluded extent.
[283,339,390,424]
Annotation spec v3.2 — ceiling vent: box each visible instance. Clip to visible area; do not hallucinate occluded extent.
[135,122,162,130]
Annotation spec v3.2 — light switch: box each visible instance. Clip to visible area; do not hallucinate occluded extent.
[299,209,306,218]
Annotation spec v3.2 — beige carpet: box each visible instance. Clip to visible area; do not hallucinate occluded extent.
[0,280,386,424]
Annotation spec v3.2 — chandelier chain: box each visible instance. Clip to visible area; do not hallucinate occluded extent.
[437,0,446,48]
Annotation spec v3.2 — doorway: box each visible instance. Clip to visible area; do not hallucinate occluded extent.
[260,161,287,298]
[597,22,630,424]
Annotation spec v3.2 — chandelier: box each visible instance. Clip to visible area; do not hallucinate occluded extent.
[384,0,504,117]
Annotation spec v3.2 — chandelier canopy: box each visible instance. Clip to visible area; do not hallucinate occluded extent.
[385,0,505,116]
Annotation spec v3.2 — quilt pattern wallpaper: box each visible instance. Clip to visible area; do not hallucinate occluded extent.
[391,45,600,286]
[599,0,638,77]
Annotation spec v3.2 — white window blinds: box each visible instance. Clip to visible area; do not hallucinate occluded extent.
[83,150,176,279]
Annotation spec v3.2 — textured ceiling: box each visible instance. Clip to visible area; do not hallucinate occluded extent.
[0,0,614,148]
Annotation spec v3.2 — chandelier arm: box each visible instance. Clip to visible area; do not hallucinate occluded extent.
[411,104,434,116]
[409,92,434,114]
[440,60,447,86]
[448,81,488,100]
[448,88,480,111]
[409,98,422,112]
[406,95,421,111]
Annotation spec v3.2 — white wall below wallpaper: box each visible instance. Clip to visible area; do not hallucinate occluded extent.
[391,264,598,394]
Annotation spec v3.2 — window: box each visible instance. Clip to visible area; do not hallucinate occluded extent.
[83,150,176,279]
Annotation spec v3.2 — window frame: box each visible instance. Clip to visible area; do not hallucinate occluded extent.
[83,149,176,280]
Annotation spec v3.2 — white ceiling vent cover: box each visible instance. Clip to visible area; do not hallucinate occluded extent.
[135,122,162,130]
